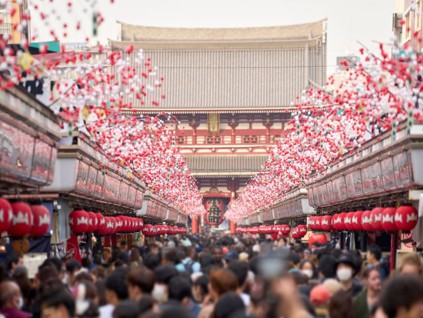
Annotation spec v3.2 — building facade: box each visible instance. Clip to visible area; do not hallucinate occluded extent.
[112,20,327,228]
[393,0,423,50]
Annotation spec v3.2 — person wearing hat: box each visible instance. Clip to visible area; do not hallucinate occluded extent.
[222,250,239,268]
[335,254,363,297]
[310,284,331,318]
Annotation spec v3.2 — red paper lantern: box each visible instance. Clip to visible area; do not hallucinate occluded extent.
[333,213,343,231]
[308,232,328,247]
[281,224,290,236]
[142,224,153,237]
[298,225,307,237]
[0,198,13,233]
[250,226,259,235]
[128,218,135,233]
[9,202,33,237]
[361,211,373,232]
[395,206,418,231]
[338,213,347,231]
[344,213,354,231]
[314,217,322,231]
[154,225,162,236]
[308,217,316,230]
[331,214,338,230]
[352,211,363,231]
[371,207,384,231]
[88,212,98,232]
[117,216,127,233]
[30,205,50,237]
[381,207,397,232]
[138,218,144,231]
[97,214,106,235]
[291,227,299,239]
[321,215,332,232]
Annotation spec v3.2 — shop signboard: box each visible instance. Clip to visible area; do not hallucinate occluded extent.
[31,138,52,185]
[381,157,397,191]
[393,151,413,188]
[76,160,89,194]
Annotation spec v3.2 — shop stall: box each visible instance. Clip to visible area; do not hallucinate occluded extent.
[306,123,423,269]
[0,85,61,259]
[39,132,146,258]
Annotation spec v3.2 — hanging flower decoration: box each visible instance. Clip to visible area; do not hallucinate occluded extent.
[84,113,205,217]
[0,0,205,217]
[226,32,423,221]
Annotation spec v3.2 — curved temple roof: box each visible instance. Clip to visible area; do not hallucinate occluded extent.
[117,19,327,43]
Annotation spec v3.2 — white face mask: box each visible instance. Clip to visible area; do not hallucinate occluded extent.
[337,268,353,281]
[301,269,313,279]
[152,284,168,303]
[17,296,24,309]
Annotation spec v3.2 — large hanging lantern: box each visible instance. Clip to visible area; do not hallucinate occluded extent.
[338,213,347,231]
[308,217,316,230]
[30,205,50,237]
[9,202,33,237]
[97,214,106,234]
[381,207,397,232]
[115,216,125,233]
[69,210,89,234]
[308,233,328,247]
[142,224,153,237]
[331,214,339,230]
[321,215,332,232]
[314,217,322,231]
[352,211,363,231]
[371,207,384,231]
[344,213,354,231]
[395,206,418,231]
[298,225,307,237]
[0,198,13,233]
[107,217,117,235]
[281,224,290,236]
[361,210,373,232]
[87,212,98,233]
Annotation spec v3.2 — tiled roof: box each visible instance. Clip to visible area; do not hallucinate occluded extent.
[186,155,268,175]
[111,20,327,109]
[118,20,327,42]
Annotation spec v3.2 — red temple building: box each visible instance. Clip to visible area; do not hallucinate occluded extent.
[112,19,327,230]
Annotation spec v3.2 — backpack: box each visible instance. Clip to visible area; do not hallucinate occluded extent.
[184,259,195,274]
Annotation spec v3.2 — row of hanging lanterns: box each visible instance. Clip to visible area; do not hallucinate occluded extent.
[0,199,50,238]
[308,206,418,233]
[69,210,186,236]
[69,210,144,235]
[142,224,187,237]
[237,224,291,236]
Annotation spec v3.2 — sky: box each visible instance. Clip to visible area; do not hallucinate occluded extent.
[30,0,396,75]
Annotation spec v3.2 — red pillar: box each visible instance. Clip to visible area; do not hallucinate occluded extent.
[111,234,117,247]
[230,221,237,234]
[104,236,111,248]
[191,216,199,234]
[230,193,237,234]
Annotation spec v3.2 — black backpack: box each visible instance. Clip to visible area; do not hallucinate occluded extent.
[184,260,195,274]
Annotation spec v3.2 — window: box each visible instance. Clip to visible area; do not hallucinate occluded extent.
[416,0,422,31]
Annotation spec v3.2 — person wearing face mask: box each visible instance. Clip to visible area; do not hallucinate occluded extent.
[152,265,179,304]
[335,254,362,297]
[0,281,30,318]
[299,260,316,281]
[353,266,381,318]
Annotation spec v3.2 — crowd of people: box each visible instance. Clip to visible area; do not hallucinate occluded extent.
[1,234,423,318]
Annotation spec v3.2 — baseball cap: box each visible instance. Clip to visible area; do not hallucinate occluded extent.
[310,284,331,305]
